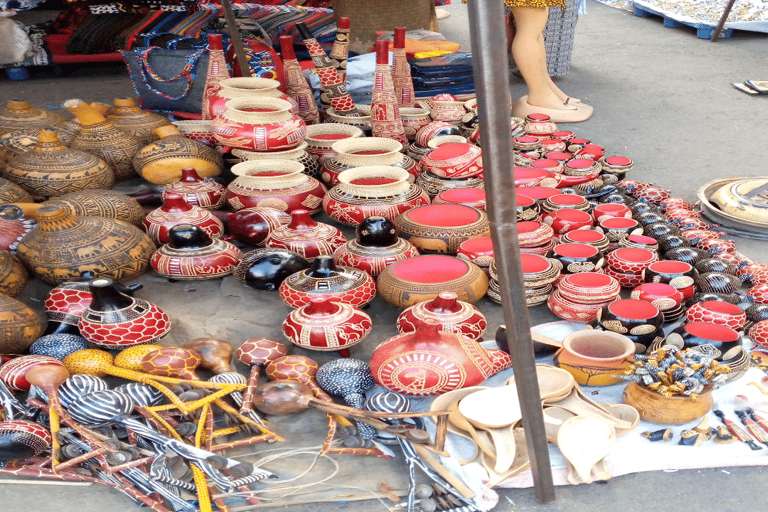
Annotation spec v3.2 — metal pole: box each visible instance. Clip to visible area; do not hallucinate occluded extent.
[466,0,556,503]
[220,0,253,77]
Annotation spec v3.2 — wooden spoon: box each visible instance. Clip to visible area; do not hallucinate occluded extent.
[556,416,615,485]
[446,400,497,460]
[505,364,575,402]
[542,387,632,430]
[458,386,522,474]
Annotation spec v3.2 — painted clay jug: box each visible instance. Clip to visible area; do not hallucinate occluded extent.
[78,278,171,349]
[67,102,143,181]
[370,40,407,146]
[4,129,115,199]
[163,167,226,210]
[142,192,224,245]
[212,97,306,152]
[133,125,223,185]
[266,209,347,262]
[396,292,487,341]
[201,33,231,121]
[226,160,326,214]
[278,255,376,308]
[280,35,320,125]
[282,298,372,357]
[323,166,430,226]
[369,320,503,396]
[334,215,420,278]
[0,293,45,355]
[106,97,172,144]
[16,204,155,285]
[151,224,242,280]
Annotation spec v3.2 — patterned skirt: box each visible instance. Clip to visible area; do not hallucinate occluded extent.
[504,0,566,9]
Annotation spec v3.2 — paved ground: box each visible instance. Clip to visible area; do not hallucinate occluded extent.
[1,1,768,511]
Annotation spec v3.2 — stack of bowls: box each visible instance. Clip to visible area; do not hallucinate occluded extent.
[642,260,699,299]
[604,247,658,288]
[547,272,621,322]
[594,299,664,354]
[630,282,685,323]
[487,254,560,306]
[517,220,556,256]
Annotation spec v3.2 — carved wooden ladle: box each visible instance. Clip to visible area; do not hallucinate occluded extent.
[24,365,69,467]
[235,338,288,415]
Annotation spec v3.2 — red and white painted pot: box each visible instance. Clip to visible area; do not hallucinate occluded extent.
[266,209,347,262]
[282,298,372,357]
[163,167,226,210]
[592,203,632,223]
[419,143,483,179]
[685,300,746,330]
[212,97,306,152]
[0,355,64,391]
[396,291,487,341]
[557,272,621,304]
[630,282,683,311]
[207,77,298,120]
[142,192,224,245]
[322,137,418,186]
[457,236,495,275]
[278,256,376,308]
[435,188,488,211]
[543,208,594,235]
[605,247,658,274]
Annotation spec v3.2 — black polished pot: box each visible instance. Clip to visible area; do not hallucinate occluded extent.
[694,258,740,277]
[644,222,681,239]
[356,216,398,247]
[665,322,742,360]
[663,247,711,266]
[233,248,310,291]
[695,272,742,295]
[656,234,692,253]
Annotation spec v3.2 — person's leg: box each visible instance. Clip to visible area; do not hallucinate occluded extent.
[511,6,576,110]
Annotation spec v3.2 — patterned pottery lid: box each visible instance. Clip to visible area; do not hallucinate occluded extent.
[516,186,560,201]
[404,204,482,227]
[390,255,472,283]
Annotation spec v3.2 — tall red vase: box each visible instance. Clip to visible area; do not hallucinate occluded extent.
[202,34,230,121]
[297,22,359,117]
[329,17,351,83]
[370,40,407,146]
[279,36,320,126]
[392,27,416,108]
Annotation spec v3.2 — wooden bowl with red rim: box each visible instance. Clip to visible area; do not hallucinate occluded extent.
[598,218,643,242]
[642,260,698,299]
[513,193,540,221]
[685,300,746,330]
[604,265,646,288]
[457,237,494,273]
[539,138,566,153]
[596,299,663,337]
[605,247,658,274]
[520,253,561,287]
[563,158,600,177]
[419,143,483,179]
[630,283,683,311]
[592,203,631,223]
[434,188,487,211]
[618,234,659,252]
[557,272,621,304]
[600,155,633,174]
[394,204,490,254]
[516,186,560,204]
[547,289,616,322]
[514,167,560,188]
[541,194,590,214]
[517,220,555,248]
[376,254,489,307]
[560,229,610,252]
[550,243,603,275]
[665,322,742,359]
[531,158,563,175]
[543,208,594,235]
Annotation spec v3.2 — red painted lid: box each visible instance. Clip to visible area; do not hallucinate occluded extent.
[600,217,638,229]
[566,159,594,169]
[528,113,550,121]
[648,261,692,273]
[605,156,631,166]
[550,194,586,206]
[546,152,571,161]
[701,300,742,315]
[515,186,560,200]
[532,159,559,170]
[684,322,739,342]
[627,234,657,245]
[612,248,655,263]
[429,142,474,160]
[521,254,551,273]
[634,282,677,296]
[608,299,659,320]
[565,230,605,243]
[390,255,469,282]
[459,237,493,253]
[440,188,486,203]
[565,272,614,288]
[406,204,481,227]
[554,243,598,258]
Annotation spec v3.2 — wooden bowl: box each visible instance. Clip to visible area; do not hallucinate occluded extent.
[622,381,712,425]
[554,330,635,386]
[394,204,490,254]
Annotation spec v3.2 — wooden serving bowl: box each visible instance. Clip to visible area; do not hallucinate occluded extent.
[554,329,635,386]
[622,381,712,425]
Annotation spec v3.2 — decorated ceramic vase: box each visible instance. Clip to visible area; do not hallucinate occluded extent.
[172,120,216,147]
[370,40,407,146]
[151,224,242,280]
[400,108,432,141]
[133,125,223,186]
[208,77,298,120]
[78,278,171,349]
[105,97,172,144]
[377,255,489,307]
[226,160,326,214]
[323,166,430,226]
[280,35,320,125]
[396,292,487,341]
[234,248,310,291]
[304,123,364,161]
[16,205,155,285]
[369,320,503,396]
[67,102,143,181]
[427,95,466,124]
[279,256,376,308]
[321,137,417,186]
[163,167,226,210]
[0,252,28,298]
[232,141,321,179]
[334,216,420,278]
[224,206,290,246]
[212,97,306,152]
[282,298,372,357]
[142,192,223,245]
[0,293,45,355]
[52,189,146,226]
[201,34,230,121]
[265,209,346,262]
[4,130,115,199]
[394,203,491,254]
[419,143,483,179]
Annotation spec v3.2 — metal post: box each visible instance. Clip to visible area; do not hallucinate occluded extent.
[220,0,253,77]
[466,0,556,503]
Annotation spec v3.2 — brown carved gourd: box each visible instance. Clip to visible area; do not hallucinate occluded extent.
[105,97,172,144]
[0,293,45,355]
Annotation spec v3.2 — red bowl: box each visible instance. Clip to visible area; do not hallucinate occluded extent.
[517,221,555,247]
[557,271,621,304]
[542,194,590,213]
[433,188,487,211]
[643,260,698,298]
[547,289,616,322]
[543,208,594,235]
[606,247,658,274]
[531,158,563,174]
[685,300,746,330]
[592,203,632,223]
[419,143,483,179]
[514,167,559,188]
[457,237,494,272]
[604,265,645,288]
[630,282,683,311]
[597,299,663,337]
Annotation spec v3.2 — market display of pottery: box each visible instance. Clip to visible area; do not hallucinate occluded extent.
[4,22,768,512]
